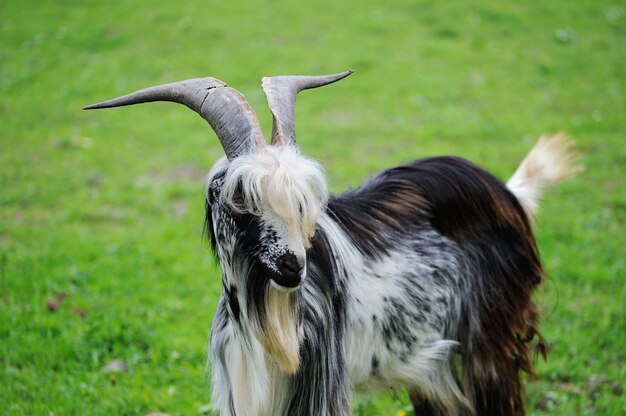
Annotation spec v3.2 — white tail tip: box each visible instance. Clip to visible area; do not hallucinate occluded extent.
[507,133,582,218]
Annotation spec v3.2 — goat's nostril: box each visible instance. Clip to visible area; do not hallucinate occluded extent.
[277,253,304,277]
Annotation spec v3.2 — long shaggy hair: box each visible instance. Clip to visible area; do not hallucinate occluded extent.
[214,146,329,241]
[205,134,578,416]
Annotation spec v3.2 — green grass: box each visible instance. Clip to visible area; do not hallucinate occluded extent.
[1,0,624,414]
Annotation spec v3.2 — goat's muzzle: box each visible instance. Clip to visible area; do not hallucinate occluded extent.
[272,252,305,289]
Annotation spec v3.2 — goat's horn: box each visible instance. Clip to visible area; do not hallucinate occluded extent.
[262,70,353,146]
[84,78,266,160]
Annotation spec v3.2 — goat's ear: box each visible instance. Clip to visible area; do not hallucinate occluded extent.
[209,178,223,202]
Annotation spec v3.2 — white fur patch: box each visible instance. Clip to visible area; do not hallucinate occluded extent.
[318,213,468,413]
[215,146,328,243]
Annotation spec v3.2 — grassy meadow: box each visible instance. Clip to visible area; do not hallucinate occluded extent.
[1,0,624,414]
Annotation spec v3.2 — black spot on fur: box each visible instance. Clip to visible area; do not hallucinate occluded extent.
[371,354,379,376]
[225,284,240,324]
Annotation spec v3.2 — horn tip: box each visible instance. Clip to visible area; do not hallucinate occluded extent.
[341,69,354,78]
[83,101,111,110]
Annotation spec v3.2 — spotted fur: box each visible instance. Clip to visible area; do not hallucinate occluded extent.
[205,135,577,416]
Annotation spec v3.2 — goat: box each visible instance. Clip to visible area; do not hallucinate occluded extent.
[84,71,578,416]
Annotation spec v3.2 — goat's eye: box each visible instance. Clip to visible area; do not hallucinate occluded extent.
[231,193,246,211]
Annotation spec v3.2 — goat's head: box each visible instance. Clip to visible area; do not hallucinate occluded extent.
[84,71,351,292]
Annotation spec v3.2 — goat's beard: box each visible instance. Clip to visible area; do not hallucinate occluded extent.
[230,243,305,374]
[251,287,303,374]
[243,260,303,375]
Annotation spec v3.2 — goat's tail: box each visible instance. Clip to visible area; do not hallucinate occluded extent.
[507,133,581,218]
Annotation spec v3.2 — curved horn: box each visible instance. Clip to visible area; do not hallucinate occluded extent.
[84,78,266,159]
[262,70,353,146]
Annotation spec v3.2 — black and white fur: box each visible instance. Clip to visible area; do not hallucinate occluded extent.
[83,74,577,416]
[205,135,578,415]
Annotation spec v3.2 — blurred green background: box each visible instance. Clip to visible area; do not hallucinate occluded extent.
[1,0,624,414]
